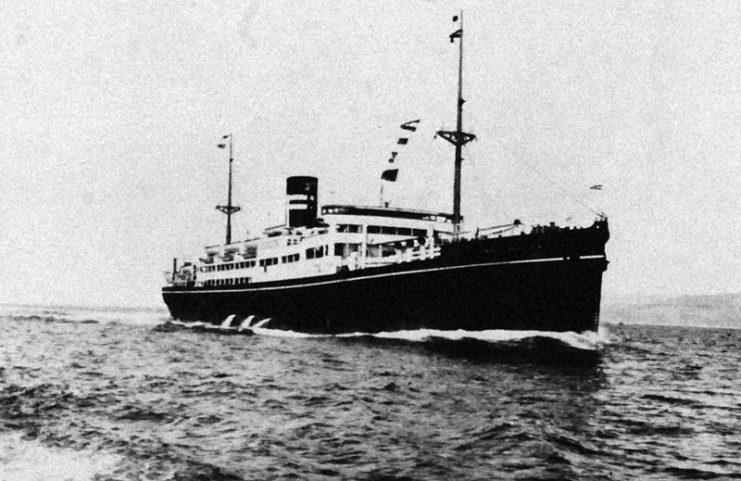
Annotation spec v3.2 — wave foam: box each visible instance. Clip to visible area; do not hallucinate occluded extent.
[160,316,609,350]
[0,432,120,481]
[247,325,606,350]
[251,327,324,338]
[341,328,604,350]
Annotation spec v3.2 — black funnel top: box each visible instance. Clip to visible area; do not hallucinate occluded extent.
[286,176,318,228]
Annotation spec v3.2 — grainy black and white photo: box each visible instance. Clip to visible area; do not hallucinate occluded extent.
[1,1,740,480]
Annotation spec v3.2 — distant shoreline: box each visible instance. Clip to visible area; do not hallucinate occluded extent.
[602,292,741,329]
[0,302,167,313]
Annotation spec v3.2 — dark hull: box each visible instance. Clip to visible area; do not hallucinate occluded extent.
[164,256,606,333]
[163,220,609,334]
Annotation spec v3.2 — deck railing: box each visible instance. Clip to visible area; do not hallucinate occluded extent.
[357,243,441,269]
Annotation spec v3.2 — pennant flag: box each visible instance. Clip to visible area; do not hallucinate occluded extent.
[450,14,462,43]
[590,184,603,190]
[217,144,226,149]
[400,119,420,132]
[380,118,420,187]
[381,169,398,182]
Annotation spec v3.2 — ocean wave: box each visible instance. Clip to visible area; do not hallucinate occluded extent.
[0,432,120,481]
[1,315,736,480]
[0,304,170,326]
[157,316,608,352]
[155,319,257,336]
[341,328,606,350]
[160,318,606,350]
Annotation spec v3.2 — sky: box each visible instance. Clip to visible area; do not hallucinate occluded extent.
[1,0,740,308]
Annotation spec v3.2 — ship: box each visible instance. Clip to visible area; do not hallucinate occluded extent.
[162,13,610,334]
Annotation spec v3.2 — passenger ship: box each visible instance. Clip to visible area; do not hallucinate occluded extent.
[162,14,610,334]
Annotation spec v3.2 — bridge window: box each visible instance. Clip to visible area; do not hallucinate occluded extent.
[259,257,278,267]
[306,247,325,259]
[337,224,361,233]
[334,243,360,258]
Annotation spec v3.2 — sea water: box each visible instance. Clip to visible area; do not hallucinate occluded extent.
[0,304,739,480]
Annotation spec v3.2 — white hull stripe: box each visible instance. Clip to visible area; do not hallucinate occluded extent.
[166,255,606,294]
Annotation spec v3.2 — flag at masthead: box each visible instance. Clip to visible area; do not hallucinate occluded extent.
[215,133,241,245]
[436,12,476,239]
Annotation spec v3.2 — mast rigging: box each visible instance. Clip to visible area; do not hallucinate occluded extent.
[216,133,241,244]
[437,11,476,239]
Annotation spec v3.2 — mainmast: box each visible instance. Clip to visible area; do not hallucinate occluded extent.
[216,133,241,244]
[437,12,476,239]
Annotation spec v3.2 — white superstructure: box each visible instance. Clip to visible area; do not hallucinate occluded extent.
[167,205,458,288]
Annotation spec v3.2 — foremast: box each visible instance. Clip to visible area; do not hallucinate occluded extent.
[437,12,476,240]
[216,133,241,244]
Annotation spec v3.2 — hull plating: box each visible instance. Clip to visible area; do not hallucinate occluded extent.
[163,256,607,334]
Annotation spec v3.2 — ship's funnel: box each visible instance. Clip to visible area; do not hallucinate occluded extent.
[286,176,318,228]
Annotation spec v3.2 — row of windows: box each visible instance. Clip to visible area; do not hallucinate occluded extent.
[204,226,436,270]
[259,257,279,267]
[306,245,329,259]
[205,277,251,287]
[202,252,304,273]
[202,237,429,273]
[322,206,454,223]
[368,226,427,237]
[331,242,410,259]
[202,260,257,273]
[337,224,428,237]
[281,253,300,263]
[200,228,437,273]
[337,224,362,233]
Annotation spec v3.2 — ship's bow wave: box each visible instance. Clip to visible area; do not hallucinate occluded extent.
[155,315,607,365]
[337,328,606,365]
